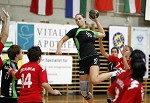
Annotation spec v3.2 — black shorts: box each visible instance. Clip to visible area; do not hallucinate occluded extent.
[0,97,17,103]
[79,55,100,75]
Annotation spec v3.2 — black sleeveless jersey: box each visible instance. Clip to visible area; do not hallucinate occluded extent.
[1,59,18,98]
[66,28,99,60]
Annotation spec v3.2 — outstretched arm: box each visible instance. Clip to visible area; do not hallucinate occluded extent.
[56,35,69,55]
[122,54,130,70]
[0,8,9,45]
[121,46,130,70]
[42,83,62,95]
[99,38,109,59]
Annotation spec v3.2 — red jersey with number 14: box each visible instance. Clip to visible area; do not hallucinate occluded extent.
[15,62,48,103]
[108,70,144,103]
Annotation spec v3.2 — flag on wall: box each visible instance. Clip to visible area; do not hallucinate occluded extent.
[124,0,141,13]
[95,0,113,11]
[145,0,150,20]
[30,0,53,15]
[65,0,87,18]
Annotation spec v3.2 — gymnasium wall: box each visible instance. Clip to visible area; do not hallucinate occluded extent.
[0,0,149,27]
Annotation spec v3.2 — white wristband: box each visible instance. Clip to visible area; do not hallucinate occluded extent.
[111,71,117,77]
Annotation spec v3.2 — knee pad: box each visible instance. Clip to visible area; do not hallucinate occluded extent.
[81,91,93,100]
[80,81,93,100]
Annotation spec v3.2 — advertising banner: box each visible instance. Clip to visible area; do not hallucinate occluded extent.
[17,22,77,53]
[131,27,149,78]
[109,26,129,57]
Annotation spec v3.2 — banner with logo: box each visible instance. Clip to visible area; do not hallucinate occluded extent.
[109,26,129,57]
[17,22,77,53]
[17,23,34,51]
[131,27,149,78]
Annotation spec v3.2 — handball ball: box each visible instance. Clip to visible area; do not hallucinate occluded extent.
[89,9,99,19]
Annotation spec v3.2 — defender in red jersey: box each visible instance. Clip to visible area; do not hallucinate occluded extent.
[99,38,133,70]
[9,46,61,103]
[107,50,146,103]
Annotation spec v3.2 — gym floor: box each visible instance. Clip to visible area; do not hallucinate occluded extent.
[42,94,150,103]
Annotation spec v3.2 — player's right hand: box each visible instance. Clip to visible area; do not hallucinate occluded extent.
[53,89,62,95]
[2,8,10,18]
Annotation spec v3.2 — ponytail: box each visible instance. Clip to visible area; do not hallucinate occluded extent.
[130,50,146,83]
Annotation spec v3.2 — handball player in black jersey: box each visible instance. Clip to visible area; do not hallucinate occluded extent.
[56,13,119,103]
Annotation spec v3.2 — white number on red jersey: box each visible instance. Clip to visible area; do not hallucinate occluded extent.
[21,73,32,88]
[128,79,139,90]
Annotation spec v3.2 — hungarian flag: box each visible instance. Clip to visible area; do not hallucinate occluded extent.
[124,0,141,13]
[95,0,113,11]
[65,0,87,18]
[30,0,53,15]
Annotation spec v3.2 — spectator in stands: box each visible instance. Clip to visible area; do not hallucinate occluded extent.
[0,8,9,69]
[1,45,23,103]
[56,13,120,103]
[107,49,146,103]
[8,46,61,103]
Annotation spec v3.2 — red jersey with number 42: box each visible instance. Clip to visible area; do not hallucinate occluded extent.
[108,70,144,103]
[15,62,48,103]
[108,55,130,70]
